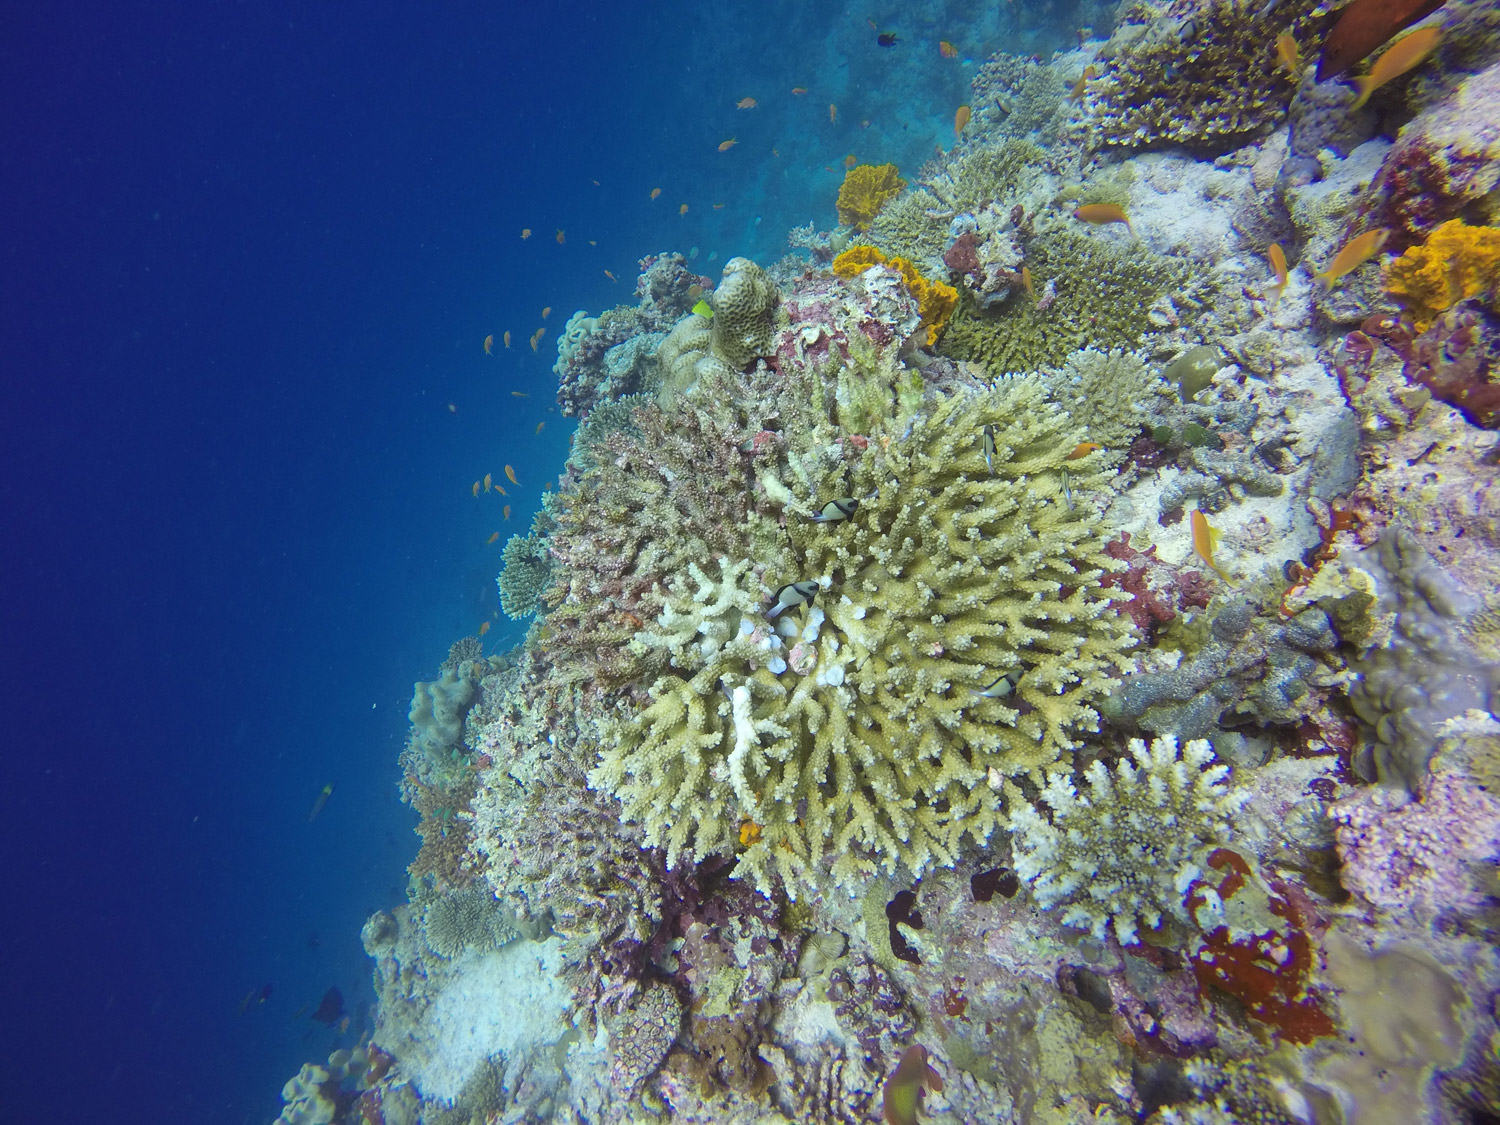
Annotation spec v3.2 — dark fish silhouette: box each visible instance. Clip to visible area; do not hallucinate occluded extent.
[311,986,344,1025]
[877,32,899,46]
[1316,0,1445,80]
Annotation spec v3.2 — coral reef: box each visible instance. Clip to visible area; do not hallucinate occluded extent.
[408,662,479,765]
[421,887,517,958]
[1383,218,1500,331]
[835,163,906,230]
[708,256,780,370]
[831,245,959,346]
[608,982,683,1098]
[497,530,552,619]
[1008,735,1244,944]
[1042,347,1172,447]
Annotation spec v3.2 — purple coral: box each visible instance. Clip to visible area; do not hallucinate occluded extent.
[1100,532,1212,634]
[1359,301,1500,429]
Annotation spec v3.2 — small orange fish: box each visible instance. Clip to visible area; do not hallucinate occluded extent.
[650,187,661,200]
[504,464,518,485]
[1268,242,1289,293]
[939,40,958,58]
[953,104,971,139]
[719,137,738,151]
[1314,227,1391,287]
[1021,264,1035,298]
[1275,33,1300,77]
[736,97,757,109]
[791,86,807,95]
[592,179,600,186]
[530,331,544,353]
[1190,509,1233,582]
[1065,442,1102,460]
[867,18,877,30]
[1068,65,1097,103]
[1073,203,1132,231]
[484,472,493,492]
[511,390,529,397]
[555,229,565,244]
[520,228,531,239]
[503,330,512,349]
[883,1045,944,1125]
[829,103,837,123]
[478,621,490,636]
[494,483,507,496]
[588,239,596,246]
[483,334,494,356]
[486,532,500,544]
[535,421,545,435]
[680,203,689,215]
[502,504,511,521]
[471,481,481,498]
[542,306,551,320]
[1349,25,1443,110]
[844,154,858,168]
[604,269,616,281]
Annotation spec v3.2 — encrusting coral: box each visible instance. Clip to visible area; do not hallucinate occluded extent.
[589,373,1138,895]
[1008,734,1245,945]
[1383,218,1500,331]
[836,163,907,230]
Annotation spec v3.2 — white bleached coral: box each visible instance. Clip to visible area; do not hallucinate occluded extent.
[1008,735,1245,945]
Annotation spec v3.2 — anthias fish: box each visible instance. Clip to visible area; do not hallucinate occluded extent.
[1073,203,1132,230]
[1314,228,1391,287]
[1349,24,1443,109]
[1317,0,1445,80]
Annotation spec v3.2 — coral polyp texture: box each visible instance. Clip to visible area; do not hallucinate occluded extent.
[589,373,1138,895]
[1008,735,1244,944]
[835,163,906,230]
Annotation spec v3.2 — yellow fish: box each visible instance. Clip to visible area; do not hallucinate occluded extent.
[483,472,492,492]
[486,531,500,544]
[736,97,757,109]
[535,421,545,435]
[1073,203,1132,230]
[555,229,565,244]
[1021,264,1035,299]
[502,504,511,521]
[1190,509,1234,581]
[542,306,551,320]
[520,228,531,239]
[478,621,490,636]
[829,102,837,123]
[954,104,971,139]
[791,86,807,95]
[650,187,661,200]
[471,480,481,498]
[883,1045,944,1125]
[1314,227,1391,287]
[494,482,507,496]
[504,464,518,486]
[503,330,512,349]
[604,269,616,281]
[1275,32,1300,76]
[530,328,544,352]
[718,137,738,151]
[483,333,494,355]
[1268,241,1289,294]
[1349,25,1443,110]
[1068,65,1097,103]
[1065,442,1101,460]
[844,154,857,168]
[679,203,689,215]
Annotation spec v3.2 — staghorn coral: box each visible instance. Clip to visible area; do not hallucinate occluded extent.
[589,374,1138,895]
[832,246,959,347]
[1084,0,1326,153]
[421,887,517,958]
[497,531,552,620]
[1041,346,1172,448]
[1383,218,1500,332]
[835,163,907,231]
[1008,735,1245,945]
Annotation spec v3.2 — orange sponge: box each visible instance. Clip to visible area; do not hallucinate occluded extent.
[835,163,906,230]
[1384,219,1500,332]
[832,246,959,346]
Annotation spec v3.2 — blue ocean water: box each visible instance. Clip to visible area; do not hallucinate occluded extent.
[0,2,1068,1119]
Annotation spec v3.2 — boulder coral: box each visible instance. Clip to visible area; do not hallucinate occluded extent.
[589,374,1137,895]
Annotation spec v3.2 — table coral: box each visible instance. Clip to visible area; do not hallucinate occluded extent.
[1384,218,1500,331]
[590,374,1137,896]
[836,163,906,231]
[497,530,552,619]
[421,887,517,958]
[1008,735,1245,945]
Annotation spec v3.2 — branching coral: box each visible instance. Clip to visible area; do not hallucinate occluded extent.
[1041,347,1172,448]
[836,163,907,231]
[498,531,553,619]
[832,246,959,346]
[1383,218,1500,332]
[589,374,1137,895]
[1008,735,1244,945]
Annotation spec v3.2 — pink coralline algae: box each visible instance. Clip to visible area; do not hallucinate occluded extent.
[1359,301,1500,429]
[774,269,921,369]
[1100,532,1213,634]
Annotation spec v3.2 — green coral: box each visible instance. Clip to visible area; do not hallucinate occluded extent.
[940,225,1194,373]
[589,374,1137,895]
[1086,0,1326,152]
[498,531,553,619]
[1042,347,1172,447]
[1008,734,1245,944]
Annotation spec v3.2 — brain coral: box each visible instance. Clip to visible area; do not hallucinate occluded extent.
[1086,0,1325,152]
[589,374,1137,895]
[1008,734,1245,944]
[710,256,780,370]
[836,163,907,230]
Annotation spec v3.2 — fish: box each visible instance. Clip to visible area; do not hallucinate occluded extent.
[1068,65,1097,103]
[692,298,714,318]
[844,154,858,168]
[530,328,545,352]
[502,505,511,522]
[483,334,494,355]
[447,402,457,413]
[483,472,493,492]
[478,620,491,636]
[650,187,662,200]
[1190,509,1234,581]
[1065,442,1101,460]
[487,532,500,544]
[976,669,1023,698]
[810,498,860,522]
[954,104,971,139]
[982,424,996,474]
[541,306,551,320]
[1061,467,1073,509]
[1020,264,1035,299]
[472,481,481,498]
[521,228,531,239]
[604,269,617,281]
[536,421,545,435]
[883,1044,944,1125]
[312,988,345,1026]
[503,330,512,348]
[792,86,808,95]
[939,41,958,58]
[1275,32,1301,76]
[1313,227,1391,287]
[308,784,335,821]
[1268,241,1289,294]
[878,32,899,47]
[680,203,689,215]
[1348,24,1443,109]
[765,580,821,621]
[736,97,758,109]
[555,229,565,244]
[505,465,518,485]
[1317,0,1444,81]
[494,483,507,496]
[829,103,838,123]
[713,202,726,209]
[1073,203,1132,230]
[719,137,738,151]
[868,18,878,30]
[511,390,529,397]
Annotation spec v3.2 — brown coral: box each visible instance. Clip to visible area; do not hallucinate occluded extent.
[835,163,906,230]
